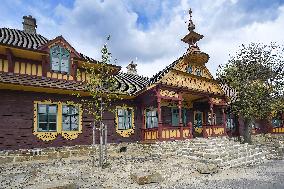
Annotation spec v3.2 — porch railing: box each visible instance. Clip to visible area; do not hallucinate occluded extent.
[202,124,226,138]
[142,123,193,141]
[270,125,284,134]
[141,128,159,141]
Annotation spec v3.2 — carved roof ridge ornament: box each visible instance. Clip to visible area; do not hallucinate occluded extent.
[181,8,209,64]
[188,8,195,32]
[181,8,203,47]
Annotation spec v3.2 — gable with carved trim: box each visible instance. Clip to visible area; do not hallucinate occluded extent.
[173,58,213,79]
[160,69,224,95]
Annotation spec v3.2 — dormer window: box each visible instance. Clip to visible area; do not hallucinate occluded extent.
[186,65,193,74]
[50,45,70,73]
[195,68,202,76]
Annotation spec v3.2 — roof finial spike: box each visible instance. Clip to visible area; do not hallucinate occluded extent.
[188,8,195,32]
[189,8,192,20]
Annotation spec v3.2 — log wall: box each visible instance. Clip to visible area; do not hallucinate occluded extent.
[0,89,141,150]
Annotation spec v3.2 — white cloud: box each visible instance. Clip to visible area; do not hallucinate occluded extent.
[203,5,284,76]
[2,0,284,78]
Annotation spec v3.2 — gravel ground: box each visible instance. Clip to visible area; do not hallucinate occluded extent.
[0,154,283,189]
[168,160,284,189]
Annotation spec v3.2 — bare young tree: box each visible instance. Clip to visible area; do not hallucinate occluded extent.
[76,36,119,167]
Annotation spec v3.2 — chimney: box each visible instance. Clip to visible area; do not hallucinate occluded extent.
[22,15,37,34]
[126,61,138,75]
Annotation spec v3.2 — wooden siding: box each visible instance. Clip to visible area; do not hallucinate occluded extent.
[13,61,42,76]
[0,59,8,72]
[0,90,141,150]
[46,71,73,81]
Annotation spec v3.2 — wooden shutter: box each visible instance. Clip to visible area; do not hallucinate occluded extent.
[182,108,187,125]
[50,46,60,71]
[171,108,179,126]
[60,47,70,73]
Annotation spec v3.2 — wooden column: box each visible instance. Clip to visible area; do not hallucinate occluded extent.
[178,92,183,139]
[157,88,163,141]
[71,60,78,81]
[41,55,48,77]
[211,104,215,137]
[141,103,145,141]
[210,102,214,126]
[222,107,227,135]
[6,48,14,73]
[202,111,206,138]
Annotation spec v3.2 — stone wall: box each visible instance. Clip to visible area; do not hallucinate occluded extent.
[252,133,284,144]
[252,134,284,160]
[0,142,145,164]
[1,135,283,165]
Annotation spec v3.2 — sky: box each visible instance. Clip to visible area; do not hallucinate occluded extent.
[1,0,284,78]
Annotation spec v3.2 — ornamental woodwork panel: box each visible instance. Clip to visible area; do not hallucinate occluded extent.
[159,89,179,98]
[211,98,226,105]
[173,59,211,79]
[144,130,158,140]
[161,71,223,95]
[205,127,225,137]
[272,127,284,134]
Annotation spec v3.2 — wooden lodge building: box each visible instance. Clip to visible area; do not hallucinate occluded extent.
[0,13,283,150]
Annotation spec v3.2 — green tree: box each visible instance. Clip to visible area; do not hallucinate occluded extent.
[76,36,119,167]
[217,43,284,143]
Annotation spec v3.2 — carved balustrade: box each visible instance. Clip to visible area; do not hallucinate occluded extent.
[202,124,226,138]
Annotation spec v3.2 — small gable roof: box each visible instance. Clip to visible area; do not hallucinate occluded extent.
[0,27,118,67]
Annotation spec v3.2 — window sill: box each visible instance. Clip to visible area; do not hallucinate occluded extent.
[51,70,69,75]
[33,131,58,141]
[116,128,134,137]
[62,131,82,140]
[33,131,82,141]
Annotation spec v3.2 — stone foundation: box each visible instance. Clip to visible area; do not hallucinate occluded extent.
[252,134,284,160]
[252,133,284,143]
[1,135,283,165]
[0,142,146,164]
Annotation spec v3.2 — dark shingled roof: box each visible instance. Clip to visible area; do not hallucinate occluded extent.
[0,28,108,64]
[149,57,183,85]
[0,28,48,49]
[114,73,149,95]
[0,27,184,96]
[0,72,85,91]
[0,71,150,96]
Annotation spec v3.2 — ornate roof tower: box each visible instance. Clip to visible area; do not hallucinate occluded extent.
[181,9,209,64]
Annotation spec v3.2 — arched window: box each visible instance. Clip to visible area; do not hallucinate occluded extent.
[272,118,282,128]
[186,65,193,74]
[195,68,202,76]
[50,45,70,73]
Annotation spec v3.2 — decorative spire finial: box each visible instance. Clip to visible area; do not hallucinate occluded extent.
[188,8,195,31]
[189,8,192,19]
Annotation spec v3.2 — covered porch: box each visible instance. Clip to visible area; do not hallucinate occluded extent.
[141,87,228,142]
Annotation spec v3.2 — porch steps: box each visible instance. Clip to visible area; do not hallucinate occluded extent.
[175,137,267,169]
[148,137,267,169]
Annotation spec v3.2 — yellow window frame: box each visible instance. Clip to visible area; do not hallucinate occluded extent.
[144,107,158,129]
[194,111,204,134]
[115,105,135,137]
[33,100,83,141]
